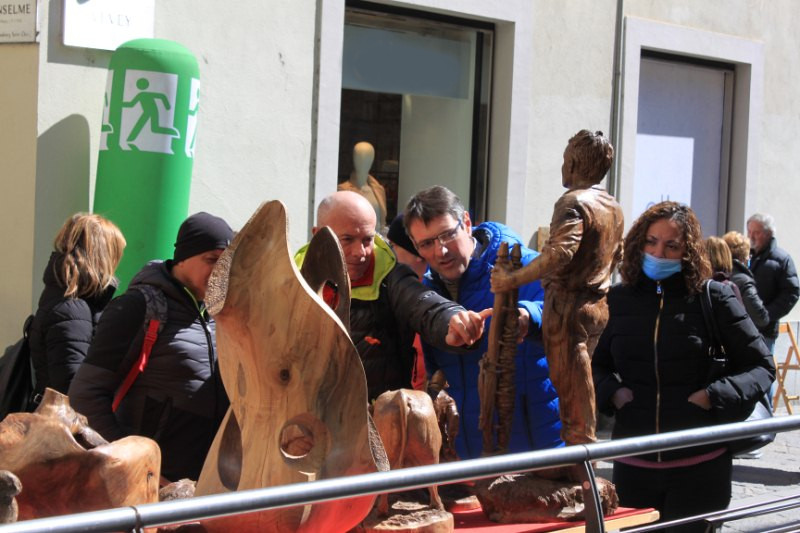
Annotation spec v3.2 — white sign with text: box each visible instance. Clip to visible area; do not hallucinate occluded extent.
[63,0,154,50]
[0,1,38,43]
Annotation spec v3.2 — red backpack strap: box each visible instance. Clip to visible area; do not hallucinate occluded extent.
[112,319,160,413]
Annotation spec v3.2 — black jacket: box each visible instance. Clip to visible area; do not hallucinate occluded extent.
[69,261,228,481]
[750,238,799,339]
[29,252,116,396]
[729,259,770,330]
[350,261,465,401]
[593,273,774,461]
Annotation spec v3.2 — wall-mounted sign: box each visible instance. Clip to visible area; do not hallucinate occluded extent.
[0,1,38,43]
[63,0,154,51]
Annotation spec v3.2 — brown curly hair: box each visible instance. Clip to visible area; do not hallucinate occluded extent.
[620,201,711,295]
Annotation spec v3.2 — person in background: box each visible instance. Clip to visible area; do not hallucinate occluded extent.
[705,236,742,302]
[29,213,126,400]
[69,212,233,482]
[404,185,563,460]
[721,231,769,331]
[593,202,773,532]
[746,213,799,353]
[387,213,428,390]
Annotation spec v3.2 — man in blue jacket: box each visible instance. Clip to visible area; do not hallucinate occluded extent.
[403,186,562,460]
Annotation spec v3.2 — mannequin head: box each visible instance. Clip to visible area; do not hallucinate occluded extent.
[352,142,375,187]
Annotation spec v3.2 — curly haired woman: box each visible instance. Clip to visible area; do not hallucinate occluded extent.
[593,202,774,532]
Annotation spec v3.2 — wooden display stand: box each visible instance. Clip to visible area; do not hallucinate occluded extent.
[774,322,800,414]
[452,506,659,532]
[195,201,385,532]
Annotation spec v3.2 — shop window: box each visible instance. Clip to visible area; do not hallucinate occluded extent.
[339,1,493,229]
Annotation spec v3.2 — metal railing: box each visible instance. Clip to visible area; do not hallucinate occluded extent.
[2,415,799,533]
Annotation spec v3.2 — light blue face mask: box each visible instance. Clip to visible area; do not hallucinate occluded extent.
[642,252,682,281]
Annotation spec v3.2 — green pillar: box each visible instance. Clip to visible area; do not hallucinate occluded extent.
[94,38,200,291]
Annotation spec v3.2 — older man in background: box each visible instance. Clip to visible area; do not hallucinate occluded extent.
[747,213,799,353]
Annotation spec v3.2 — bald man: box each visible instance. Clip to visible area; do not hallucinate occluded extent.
[296,191,486,401]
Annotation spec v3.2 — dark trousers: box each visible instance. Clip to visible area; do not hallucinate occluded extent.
[613,452,732,533]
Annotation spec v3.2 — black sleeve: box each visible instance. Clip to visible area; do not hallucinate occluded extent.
[43,299,93,394]
[766,255,800,321]
[706,282,776,421]
[592,314,622,416]
[386,263,466,352]
[738,275,770,329]
[68,291,147,441]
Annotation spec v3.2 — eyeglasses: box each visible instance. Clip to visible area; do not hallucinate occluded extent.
[414,220,463,253]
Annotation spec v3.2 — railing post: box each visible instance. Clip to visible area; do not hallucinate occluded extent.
[578,460,605,532]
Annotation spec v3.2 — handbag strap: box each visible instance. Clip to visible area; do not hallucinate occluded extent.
[700,280,726,357]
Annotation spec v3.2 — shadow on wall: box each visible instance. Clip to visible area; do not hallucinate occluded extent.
[46,0,112,68]
[32,115,92,306]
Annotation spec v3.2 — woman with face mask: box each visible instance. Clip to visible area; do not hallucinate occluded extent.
[592,201,774,533]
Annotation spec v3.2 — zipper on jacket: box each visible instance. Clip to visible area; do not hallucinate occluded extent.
[654,280,664,461]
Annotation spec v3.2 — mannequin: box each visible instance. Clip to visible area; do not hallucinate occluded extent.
[339,141,388,233]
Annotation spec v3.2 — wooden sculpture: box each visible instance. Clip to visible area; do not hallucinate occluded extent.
[427,370,459,462]
[195,201,386,532]
[492,130,624,451]
[0,388,159,520]
[299,226,351,330]
[478,242,522,456]
[371,389,444,516]
[0,470,21,524]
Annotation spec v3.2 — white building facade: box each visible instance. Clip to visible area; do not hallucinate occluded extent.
[1,0,798,347]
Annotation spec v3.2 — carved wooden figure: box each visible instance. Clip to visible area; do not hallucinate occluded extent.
[371,389,444,516]
[195,201,385,532]
[492,130,624,451]
[0,389,159,521]
[479,242,521,456]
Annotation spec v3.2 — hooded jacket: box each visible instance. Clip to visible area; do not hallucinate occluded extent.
[68,260,228,481]
[593,274,774,461]
[423,221,563,459]
[29,252,116,396]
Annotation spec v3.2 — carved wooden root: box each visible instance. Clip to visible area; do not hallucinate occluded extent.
[0,388,160,521]
[361,499,454,533]
[0,470,21,524]
[478,242,520,456]
[473,473,618,523]
[372,389,443,517]
[196,200,384,533]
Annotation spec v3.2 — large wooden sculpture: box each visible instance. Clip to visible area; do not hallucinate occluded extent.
[492,130,624,452]
[0,389,160,520]
[479,130,623,523]
[478,242,522,456]
[195,201,385,532]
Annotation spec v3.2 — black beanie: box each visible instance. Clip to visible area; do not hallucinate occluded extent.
[387,214,420,257]
[173,212,233,264]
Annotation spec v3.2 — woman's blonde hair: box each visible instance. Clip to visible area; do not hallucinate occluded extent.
[723,231,751,263]
[705,236,733,274]
[53,213,126,299]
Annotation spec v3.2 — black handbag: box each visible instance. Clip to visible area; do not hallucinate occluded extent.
[699,280,775,455]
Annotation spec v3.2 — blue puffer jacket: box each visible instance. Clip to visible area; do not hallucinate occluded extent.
[422,221,563,459]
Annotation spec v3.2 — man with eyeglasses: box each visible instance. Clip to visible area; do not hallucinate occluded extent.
[295,191,487,403]
[403,185,563,460]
